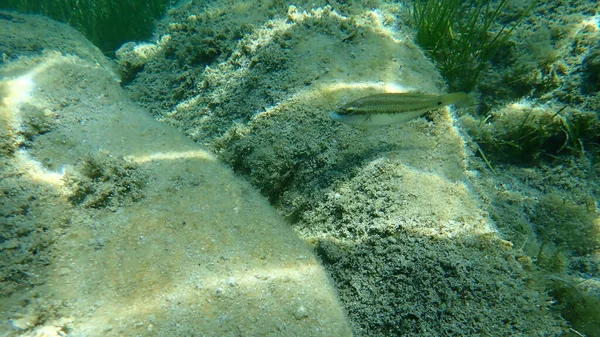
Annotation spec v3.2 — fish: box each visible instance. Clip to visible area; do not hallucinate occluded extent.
[330,92,467,127]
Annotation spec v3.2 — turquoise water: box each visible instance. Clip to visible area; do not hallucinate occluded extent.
[1,1,599,336]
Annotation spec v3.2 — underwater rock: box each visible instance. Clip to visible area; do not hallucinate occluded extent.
[582,43,600,94]
[0,11,351,337]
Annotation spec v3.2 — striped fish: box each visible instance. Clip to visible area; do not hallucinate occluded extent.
[330,92,467,127]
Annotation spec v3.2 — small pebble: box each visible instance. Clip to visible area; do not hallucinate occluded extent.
[293,305,309,320]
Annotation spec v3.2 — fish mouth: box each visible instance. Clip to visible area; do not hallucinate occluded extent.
[329,111,369,126]
[329,111,344,121]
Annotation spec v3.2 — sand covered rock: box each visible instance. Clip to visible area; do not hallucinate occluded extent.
[115,2,574,335]
[0,11,351,337]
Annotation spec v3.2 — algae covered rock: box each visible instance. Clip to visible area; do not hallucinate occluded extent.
[0,11,351,337]
[115,2,572,335]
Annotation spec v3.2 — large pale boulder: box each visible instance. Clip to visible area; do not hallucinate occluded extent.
[0,11,351,337]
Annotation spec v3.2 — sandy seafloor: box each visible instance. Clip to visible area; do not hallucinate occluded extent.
[1,0,600,336]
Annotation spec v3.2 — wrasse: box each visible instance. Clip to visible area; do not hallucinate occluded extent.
[330,92,467,127]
